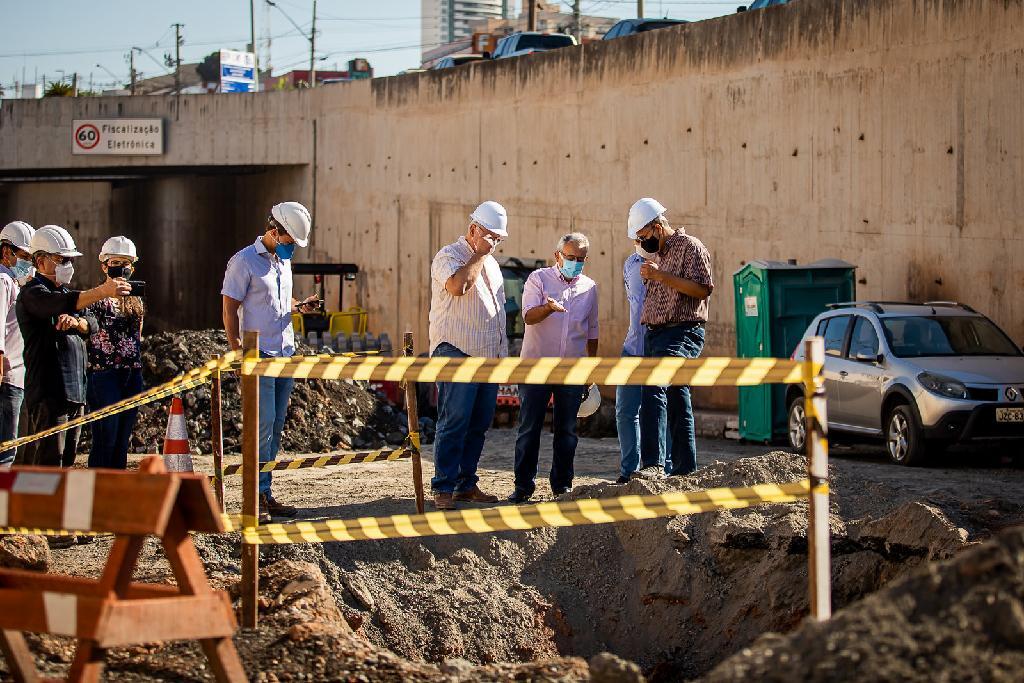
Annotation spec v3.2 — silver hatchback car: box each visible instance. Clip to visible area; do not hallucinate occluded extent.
[788,302,1024,465]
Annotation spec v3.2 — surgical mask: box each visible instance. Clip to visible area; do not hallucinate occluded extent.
[639,233,661,256]
[559,259,584,280]
[635,244,658,260]
[12,259,33,280]
[275,242,295,260]
[55,261,74,286]
[107,264,132,279]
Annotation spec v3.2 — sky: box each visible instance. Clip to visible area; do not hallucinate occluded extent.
[0,1,739,91]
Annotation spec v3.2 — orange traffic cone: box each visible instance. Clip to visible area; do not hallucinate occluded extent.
[162,396,193,472]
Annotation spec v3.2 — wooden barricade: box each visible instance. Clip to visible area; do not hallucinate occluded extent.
[0,457,245,683]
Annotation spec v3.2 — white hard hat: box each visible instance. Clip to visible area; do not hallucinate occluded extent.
[469,200,508,237]
[30,225,82,258]
[271,202,312,248]
[0,221,35,251]
[627,198,667,239]
[99,236,138,263]
[577,383,602,418]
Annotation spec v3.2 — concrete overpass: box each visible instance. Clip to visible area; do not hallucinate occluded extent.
[2,0,1022,406]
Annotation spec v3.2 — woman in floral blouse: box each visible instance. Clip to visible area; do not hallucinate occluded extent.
[83,236,143,469]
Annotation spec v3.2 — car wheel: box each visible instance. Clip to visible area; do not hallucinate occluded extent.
[787,396,806,452]
[886,404,927,466]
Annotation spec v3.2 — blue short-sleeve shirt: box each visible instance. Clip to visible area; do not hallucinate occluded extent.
[221,237,294,357]
[622,252,647,357]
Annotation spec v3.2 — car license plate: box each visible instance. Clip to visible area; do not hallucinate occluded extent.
[996,407,1024,423]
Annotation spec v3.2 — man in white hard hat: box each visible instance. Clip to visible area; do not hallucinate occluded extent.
[0,221,35,467]
[16,224,131,468]
[427,200,508,510]
[222,202,320,521]
[632,199,714,480]
[508,232,598,504]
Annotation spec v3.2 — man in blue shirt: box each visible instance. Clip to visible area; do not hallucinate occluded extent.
[222,202,318,521]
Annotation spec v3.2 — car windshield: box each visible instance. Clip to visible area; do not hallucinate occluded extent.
[516,34,574,50]
[881,316,1021,358]
[636,21,685,32]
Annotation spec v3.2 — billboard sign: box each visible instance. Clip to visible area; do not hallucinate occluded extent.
[71,119,163,156]
[220,49,257,93]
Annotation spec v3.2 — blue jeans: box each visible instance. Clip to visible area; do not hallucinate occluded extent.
[431,342,497,493]
[513,384,584,496]
[0,382,24,467]
[640,323,705,476]
[258,374,295,495]
[87,368,143,470]
[617,381,674,477]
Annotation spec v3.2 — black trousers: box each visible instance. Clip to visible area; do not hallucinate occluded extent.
[21,399,84,468]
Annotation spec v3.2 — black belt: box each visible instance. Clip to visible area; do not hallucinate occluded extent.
[645,321,705,333]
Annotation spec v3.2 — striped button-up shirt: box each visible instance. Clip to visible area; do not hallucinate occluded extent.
[640,229,714,326]
[429,237,508,357]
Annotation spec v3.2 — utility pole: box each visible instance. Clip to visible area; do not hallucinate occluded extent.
[250,0,260,91]
[172,23,184,94]
[71,72,78,96]
[528,0,537,31]
[309,0,317,88]
[129,49,137,95]
[638,0,644,19]
[572,0,581,40]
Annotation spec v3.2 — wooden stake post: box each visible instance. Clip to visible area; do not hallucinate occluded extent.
[211,361,226,512]
[404,332,426,514]
[0,457,245,682]
[240,331,260,628]
[803,337,832,620]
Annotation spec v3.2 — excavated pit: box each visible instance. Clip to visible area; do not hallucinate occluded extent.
[8,451,1021,681]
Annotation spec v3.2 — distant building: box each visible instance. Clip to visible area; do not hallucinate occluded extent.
[421,0,509,58]
[261,59,373,90]
[2,83,43,99]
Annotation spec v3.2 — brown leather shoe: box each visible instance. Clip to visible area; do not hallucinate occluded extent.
[433,491,456,510]
[260,493,297,518]
[453,486,499,503]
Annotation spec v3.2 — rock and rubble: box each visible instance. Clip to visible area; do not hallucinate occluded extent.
[80,329,424,455]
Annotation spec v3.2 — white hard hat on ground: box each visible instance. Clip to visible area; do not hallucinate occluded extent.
[271,202,312,248]
[0,221,35,251]
[99,236,138,262]
[30,225,82,257]
[470,200,508,237]
[627,198,667,239]
[577,383,602,418]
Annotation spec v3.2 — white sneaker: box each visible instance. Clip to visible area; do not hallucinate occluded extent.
[630,466,666,481]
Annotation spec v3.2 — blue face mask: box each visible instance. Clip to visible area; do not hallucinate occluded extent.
[12,258,33,280]
[559,258,584,280]
[275,242,295,260]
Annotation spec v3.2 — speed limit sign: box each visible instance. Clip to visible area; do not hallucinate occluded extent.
[73,123,100,151]
[71,119,163,156]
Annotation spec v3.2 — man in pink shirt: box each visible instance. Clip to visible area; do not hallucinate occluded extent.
[508,233,599,503]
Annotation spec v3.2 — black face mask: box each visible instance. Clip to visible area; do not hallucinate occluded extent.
[639,233,661,255]
[107,265,132,279]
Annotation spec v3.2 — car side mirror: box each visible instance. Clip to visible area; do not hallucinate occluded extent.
[482,51,492,59]
[737,5,747,11]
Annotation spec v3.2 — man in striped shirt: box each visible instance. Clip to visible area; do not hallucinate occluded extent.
[633,203,714,479]
[427,201,509,510]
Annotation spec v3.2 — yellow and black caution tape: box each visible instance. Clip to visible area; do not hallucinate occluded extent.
[242,354,811,386]
[238,480,810,545]
[218,447,412,477]
[0,512,244,537]
[0,351,240,453]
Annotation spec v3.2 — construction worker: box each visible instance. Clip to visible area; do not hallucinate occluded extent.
[82,237,144,470]
[222,202,319,521]
[0,221,35,467]
[427,200,508,510]
[508,232,598,503]
[634,200,715,479]
[17,225,131,468]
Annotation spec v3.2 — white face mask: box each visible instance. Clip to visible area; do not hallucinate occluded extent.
[55,261,74,286]
[635,243,658,260]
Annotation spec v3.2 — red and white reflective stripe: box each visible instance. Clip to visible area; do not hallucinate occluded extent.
[63,470,95,531]
[164,397,190,454]
[43,592,77,636]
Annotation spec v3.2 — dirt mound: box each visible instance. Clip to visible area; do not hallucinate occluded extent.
[82,329,415,455]
[0,534,49,571]
[698,525,1024,682]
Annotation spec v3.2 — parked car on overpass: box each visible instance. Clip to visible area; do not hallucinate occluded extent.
[602,18,688,40]
[432,54,485,70]
[737,0,792,11]
[491,32,577,60]
[788,302,1024,466]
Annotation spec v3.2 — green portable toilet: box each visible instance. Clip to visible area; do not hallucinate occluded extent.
[733,259,856,443]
